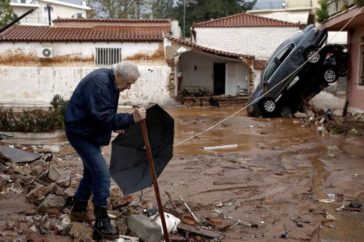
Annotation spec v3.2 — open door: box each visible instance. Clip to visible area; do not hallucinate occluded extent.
[214,63,226,95]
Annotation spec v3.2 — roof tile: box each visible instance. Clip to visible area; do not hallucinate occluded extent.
[0,25,169,42]
[193,12,299,28]
[166,36,254,60]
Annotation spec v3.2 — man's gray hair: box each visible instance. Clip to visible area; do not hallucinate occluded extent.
[112,61,140,82]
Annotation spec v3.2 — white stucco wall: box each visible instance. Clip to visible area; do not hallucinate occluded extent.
[0,41,172,107]
[0,65,172,107]
[179,51,249,96]
[194,27,300,60]
[0,42,163,62]
[247,11,310,25]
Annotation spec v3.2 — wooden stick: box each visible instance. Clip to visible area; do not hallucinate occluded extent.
[140,120,170,242]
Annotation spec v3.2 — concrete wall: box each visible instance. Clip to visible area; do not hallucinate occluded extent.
[347,27,364,113]
[0,41,172,107]
[179,51,249,95]
[248,11,311,25]
[0,65,172,107]
[0,42,164,65]
[194,27,300,60]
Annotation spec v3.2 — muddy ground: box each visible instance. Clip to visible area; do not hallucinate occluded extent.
[1,106,363,242]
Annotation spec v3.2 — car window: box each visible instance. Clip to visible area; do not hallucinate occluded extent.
[276,43,295,63]
[263,61,279,82]
[263,43,295,82]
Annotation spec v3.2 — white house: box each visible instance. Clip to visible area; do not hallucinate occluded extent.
[249,0,319,25]
[191,13,301,60]
[164,36,254,102]
[10,0,90,25]
[0,18,181,107]
[190,13,301,88]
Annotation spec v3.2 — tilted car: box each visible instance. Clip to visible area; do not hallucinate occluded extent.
[247,25,329,117]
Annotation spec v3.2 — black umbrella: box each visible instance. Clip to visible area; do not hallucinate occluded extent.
[109,104,174,195]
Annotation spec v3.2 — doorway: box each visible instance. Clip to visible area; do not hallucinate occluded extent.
[214,63,226,95]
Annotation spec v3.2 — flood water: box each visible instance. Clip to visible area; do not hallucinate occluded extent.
[2,106,363,241]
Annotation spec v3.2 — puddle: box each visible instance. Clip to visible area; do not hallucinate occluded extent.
[310,140,364,242]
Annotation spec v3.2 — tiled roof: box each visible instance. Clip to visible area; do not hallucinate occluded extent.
[53,18,171,23]
[0,25,170,42]
[193,12,300,28]
[166,36,254,60]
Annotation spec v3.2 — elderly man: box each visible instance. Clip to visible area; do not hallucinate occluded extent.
[64,61,145,240]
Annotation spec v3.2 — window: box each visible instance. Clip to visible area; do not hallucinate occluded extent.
[263,43,295,82]
[95,48,122,66]
[360,45,364,86]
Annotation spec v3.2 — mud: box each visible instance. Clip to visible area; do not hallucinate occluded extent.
[0,49,94,67]
[125,44,165,63]
[1,106,363,241]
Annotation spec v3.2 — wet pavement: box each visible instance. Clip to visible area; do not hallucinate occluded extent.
[1,106,363,241]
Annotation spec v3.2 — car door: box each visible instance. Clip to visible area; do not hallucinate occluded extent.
[264,43,296,98]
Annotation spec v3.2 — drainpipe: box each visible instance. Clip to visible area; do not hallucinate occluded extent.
[47,4,52,26]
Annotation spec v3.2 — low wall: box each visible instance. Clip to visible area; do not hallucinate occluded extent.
[0,65,173,107]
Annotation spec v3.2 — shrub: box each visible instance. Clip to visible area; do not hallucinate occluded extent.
[356,0,364,7]
[316,0,330,23]
[0,95,68,133]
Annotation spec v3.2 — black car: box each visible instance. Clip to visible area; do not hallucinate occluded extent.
[247,25,328,117]
[277,45,348,116]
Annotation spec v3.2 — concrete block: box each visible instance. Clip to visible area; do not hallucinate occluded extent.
[127,215,161,242]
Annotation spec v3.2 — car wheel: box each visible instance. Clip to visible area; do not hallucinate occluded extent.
[281,106,293,117]
[304,47,321,64]
[323,68,338,83]
[260,98,276,116]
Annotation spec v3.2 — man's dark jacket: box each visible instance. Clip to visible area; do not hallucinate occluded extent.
[64,68,134,146]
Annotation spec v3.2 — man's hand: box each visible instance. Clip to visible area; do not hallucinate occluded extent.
[114,129,126,135]
[133,107,146,122]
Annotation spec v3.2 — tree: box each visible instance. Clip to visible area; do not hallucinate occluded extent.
[151,0,174,19]
[88,0,150,18]
[171,0,257,37]
[0,0,16,28]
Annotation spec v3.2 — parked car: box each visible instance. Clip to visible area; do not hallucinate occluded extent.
[247,25,328,117]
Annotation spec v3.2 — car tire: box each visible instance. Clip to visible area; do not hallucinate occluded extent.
[281,106,293,117]
[304,47,321,64]
[323,68,338,83]
[259,98,277,116]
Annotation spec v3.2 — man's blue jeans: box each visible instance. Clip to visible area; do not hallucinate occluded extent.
[66,129,110,207]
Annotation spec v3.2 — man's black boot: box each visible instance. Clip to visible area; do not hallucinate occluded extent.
[93,206,119,240]
[70,199,90,223]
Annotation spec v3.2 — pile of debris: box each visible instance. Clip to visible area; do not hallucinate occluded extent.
[0,143,249,241]
[294,104,364,137]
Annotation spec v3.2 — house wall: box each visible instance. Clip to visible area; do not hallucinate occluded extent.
[0,65,172,107]
[194,27,300,59]
[347,26,364,113]
[0,41,173,107]
[179,51,249,95]
[248,11,311,25]
[0,42,164,66]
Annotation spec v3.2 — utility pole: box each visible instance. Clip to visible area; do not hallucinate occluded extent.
[183,0,186,38]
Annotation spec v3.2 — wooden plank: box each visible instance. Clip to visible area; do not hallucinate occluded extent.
[177,223,224,240]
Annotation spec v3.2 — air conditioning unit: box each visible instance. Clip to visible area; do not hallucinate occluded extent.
[37,47,53,58]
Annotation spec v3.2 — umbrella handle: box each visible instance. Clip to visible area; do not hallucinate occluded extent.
[140,120,171,242]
